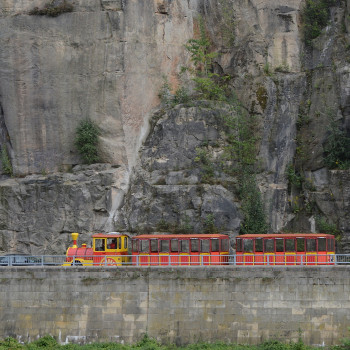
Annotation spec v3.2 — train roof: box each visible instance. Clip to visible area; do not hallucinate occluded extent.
[92,232,129,238]
[237,233,334,238]
[132,234,229,239]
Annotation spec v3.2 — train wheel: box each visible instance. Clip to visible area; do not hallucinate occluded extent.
[100,257,119,266]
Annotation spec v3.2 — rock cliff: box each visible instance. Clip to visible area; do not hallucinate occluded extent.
[0,0,350,254]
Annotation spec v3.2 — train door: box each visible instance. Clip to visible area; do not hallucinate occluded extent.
[200,239,210,265]
[243,239,254,265]
[180,239,190,265]
[170,239,180,265]
[285,238,296,265]
[264,239,275,265]
[209,238,220,265]
[317,237,327,264]
[190,238,200,265]
[159,239,170,266]
[275,238,285,265]
[220,238,229,264]
[139,239,151,266]
[306,238,317,265]
[254,238,264,265]
[150,239,159,266]
[296,238,305,264]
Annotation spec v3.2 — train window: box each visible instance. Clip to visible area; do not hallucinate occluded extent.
[255,238,263,252]
[181,240,189,253]
[318,238,326,251]
[132,240,138,253]
[107,238,117,249]
[297,238,305,252]
[150,239,158,253]
[140,240,149,253]
[124,237,127,249]
[221,239,229,252]
[327,238,335,251]
[95,239,105,251]
[191,239,199,252]
[201,240,210,253]
[285,239,295,252]
[264,239,274,253]
[171,239,179,252]
[306,239,316,252]
[236,239,242,252]
[276,238,284,252]
[211,239,219,252]
[160,240,169,253]
[243,239,253,253]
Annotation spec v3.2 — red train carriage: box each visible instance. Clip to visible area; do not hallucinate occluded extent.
[236,233,335,265]
[63,232,129,266]
[131,234,230,266]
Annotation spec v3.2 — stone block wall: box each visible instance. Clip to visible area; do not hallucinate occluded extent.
[0,267,349,346]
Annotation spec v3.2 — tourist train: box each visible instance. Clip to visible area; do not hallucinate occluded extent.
[63,232,336,266]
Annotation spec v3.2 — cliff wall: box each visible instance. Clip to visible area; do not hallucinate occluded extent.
[0,0,198,175]
[0,0,350,253]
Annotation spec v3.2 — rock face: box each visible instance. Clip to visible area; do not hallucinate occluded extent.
[0,0,350,254]
[0,0,198,175]
[115,102,242,235]
[0,164,128,254]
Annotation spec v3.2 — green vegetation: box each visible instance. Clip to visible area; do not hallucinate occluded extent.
[184,16,229,101]
[74,119,101,164]
[203,213,217,233]
[156,216,193,234]
[221,100,268,234]
[301,0,336,46]
[194,147,215,182]
[158,77,173,107]
[219,0,236,47]
[239,174,268,234]
[316,216,340,238]
[286,164,303,190]
[157,16,267,234]
[2,334,349,350]
[323,113,350,170]
[222,102,257,174]
[1,145,12,176]
[29,0,73,17]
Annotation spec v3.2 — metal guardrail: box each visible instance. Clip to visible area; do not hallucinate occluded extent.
[1,254,350,266]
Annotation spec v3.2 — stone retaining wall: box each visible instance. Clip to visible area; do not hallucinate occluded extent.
[0,266,349,346]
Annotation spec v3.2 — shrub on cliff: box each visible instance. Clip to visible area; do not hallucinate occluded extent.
[29,0,73,17]
[75,119,101,164]
[323,114,350,169]
[301,0,336,46]
[1,145,12,176]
